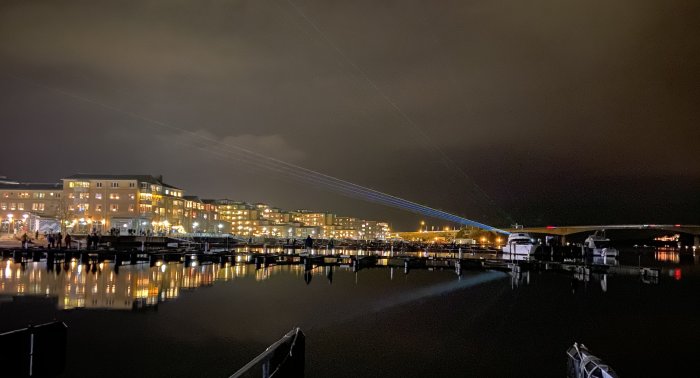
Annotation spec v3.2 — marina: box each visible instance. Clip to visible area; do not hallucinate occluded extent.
[1,241,698,376]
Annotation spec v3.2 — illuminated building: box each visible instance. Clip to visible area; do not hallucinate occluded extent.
[0,181,63,234]
[61,174,185,234]
[2,174,392,240]
[292,210,335,227]
[182,196,223,233]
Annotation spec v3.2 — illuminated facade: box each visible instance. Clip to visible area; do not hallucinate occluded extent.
[214,200,259,236]
[0,182,63,234]
[1,175,391,240]
[61,174,185,234]
[292,210,335,227]
[183,196,224,233]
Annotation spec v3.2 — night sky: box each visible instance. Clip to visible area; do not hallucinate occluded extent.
[1,0,699,230]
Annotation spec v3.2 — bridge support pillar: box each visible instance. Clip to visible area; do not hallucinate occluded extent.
[694,235,700,248]
[560,235,567,246]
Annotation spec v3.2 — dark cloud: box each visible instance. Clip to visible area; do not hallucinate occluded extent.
[1,0,699,229]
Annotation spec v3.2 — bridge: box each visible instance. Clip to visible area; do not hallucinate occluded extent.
[506,224,700,246]
[396,224,700,247]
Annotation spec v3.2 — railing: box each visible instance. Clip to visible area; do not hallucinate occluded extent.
[0,321,68,377]
[229,327,305,378]
[566,342,618,378]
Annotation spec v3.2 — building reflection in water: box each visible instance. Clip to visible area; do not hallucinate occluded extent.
[0,259,310,311]
[655,248,680,264]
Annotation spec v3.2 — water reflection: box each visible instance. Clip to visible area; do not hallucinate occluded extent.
[655,249,680,263]
[0,247,695,311]
[0,260,314,311]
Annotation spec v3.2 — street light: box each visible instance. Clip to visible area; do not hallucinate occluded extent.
[218,223,223,234]
[7,214,13,236]
[193,222,199,234]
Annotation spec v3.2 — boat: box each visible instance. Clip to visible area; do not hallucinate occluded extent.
[566,342,618,378]
[584,230,619,257]
[501,233,538,255]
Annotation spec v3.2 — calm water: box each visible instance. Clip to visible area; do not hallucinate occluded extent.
[1,248,699,377]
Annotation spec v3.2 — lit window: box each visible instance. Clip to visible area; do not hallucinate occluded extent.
[110,204,118,212]
[96,205,102,212]
[129,194,135,200]
[17,203,24,210]
[109,193,120,200]
[128,204,135,212]
[95,193,102,200]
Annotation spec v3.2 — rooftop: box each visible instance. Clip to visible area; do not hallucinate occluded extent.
[0,182,63,190]
[62,174,182,190]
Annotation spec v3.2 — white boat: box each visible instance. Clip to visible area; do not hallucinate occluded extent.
[501,233,538,255]
[584,231,619,257]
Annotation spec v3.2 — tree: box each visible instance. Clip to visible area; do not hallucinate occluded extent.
[55,197,74,234]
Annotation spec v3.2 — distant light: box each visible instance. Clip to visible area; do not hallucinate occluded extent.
[546,226,555,229]
[675,224,681,227]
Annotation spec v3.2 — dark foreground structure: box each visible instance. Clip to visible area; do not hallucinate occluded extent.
[229,327,305,378]
[567,342,618,378]
[0,321,67,377]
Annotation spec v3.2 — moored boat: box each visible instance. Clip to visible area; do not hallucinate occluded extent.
[501,233,538,255]
[584,231,619,257]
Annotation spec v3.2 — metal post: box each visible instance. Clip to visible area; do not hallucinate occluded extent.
[28,326,34,377]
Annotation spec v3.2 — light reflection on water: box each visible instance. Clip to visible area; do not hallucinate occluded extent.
[0,247,695,312]
[0,247,698,377]
[0,260,327,311]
